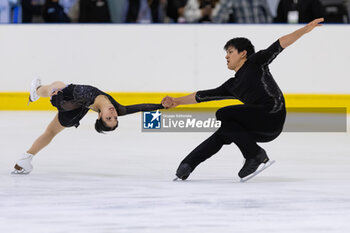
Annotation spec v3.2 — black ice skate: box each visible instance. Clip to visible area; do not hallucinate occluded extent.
[238,149,275,182]
[173,163,193,181]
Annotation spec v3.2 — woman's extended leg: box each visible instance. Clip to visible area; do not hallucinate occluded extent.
[27,113,65,155]
[36,81,66,98]
[13,114,65,174]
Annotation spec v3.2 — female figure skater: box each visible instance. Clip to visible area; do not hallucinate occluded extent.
[162,18,324,181]
[13,79,164,174]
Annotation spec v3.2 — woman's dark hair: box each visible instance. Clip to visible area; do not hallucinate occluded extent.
[224,37,255,58]
[95,119,118,134]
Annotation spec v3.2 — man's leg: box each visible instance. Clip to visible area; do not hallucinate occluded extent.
[176,119,263,180]
[176,105,266,180]
[175,131,224,180]
[215,106,273,179]
[176,131,224,177]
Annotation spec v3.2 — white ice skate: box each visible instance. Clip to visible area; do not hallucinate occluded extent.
[12,153,34,174]
[28,78,41,104]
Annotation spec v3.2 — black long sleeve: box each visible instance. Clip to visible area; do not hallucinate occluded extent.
[104,92,164,116]
[195,39,285,113]
[195,80,237,103]
[253,40,284,66]
[118,103,164,116]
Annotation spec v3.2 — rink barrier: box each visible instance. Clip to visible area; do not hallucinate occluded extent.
[0,92,350,112]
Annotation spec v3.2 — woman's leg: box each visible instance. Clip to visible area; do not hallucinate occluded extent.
[27,113,65,155]
[13,113,65,174]
[36,81,66,98]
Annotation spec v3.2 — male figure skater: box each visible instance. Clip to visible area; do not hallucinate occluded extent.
[162,18,324,181]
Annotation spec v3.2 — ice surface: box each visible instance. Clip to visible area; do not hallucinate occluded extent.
[1,111,350,233]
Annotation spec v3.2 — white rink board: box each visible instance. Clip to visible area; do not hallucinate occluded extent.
[0,24,350,94]
[1,111,350,233]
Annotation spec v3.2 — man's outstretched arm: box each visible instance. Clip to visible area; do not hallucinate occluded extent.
[162,80,236,109]
[162,92,198,108]
[279,18,324,49]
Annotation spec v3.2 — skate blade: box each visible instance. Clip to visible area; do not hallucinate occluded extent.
[173,177,179,181]
[27,95,34,106]
[240,160,275,183]
[11,164,30,175]
[11,169,30,175]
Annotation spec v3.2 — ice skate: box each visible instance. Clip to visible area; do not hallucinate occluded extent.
[173,163,192,181]
[28,78,41,104]
[239,149,274,182]
[12,153,34,174]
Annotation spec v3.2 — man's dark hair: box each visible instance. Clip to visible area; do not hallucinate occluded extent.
[95,118,118,134]
[224,37,255,58]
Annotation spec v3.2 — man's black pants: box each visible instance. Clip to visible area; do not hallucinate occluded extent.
[180,104,286,170]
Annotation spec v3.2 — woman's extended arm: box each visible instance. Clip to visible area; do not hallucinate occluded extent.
[115,103,165,116]
[123,103,164,115]
[279,18,324,49]
[106,94,165,116]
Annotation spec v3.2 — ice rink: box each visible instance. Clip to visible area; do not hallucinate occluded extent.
[1,111,350,233]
